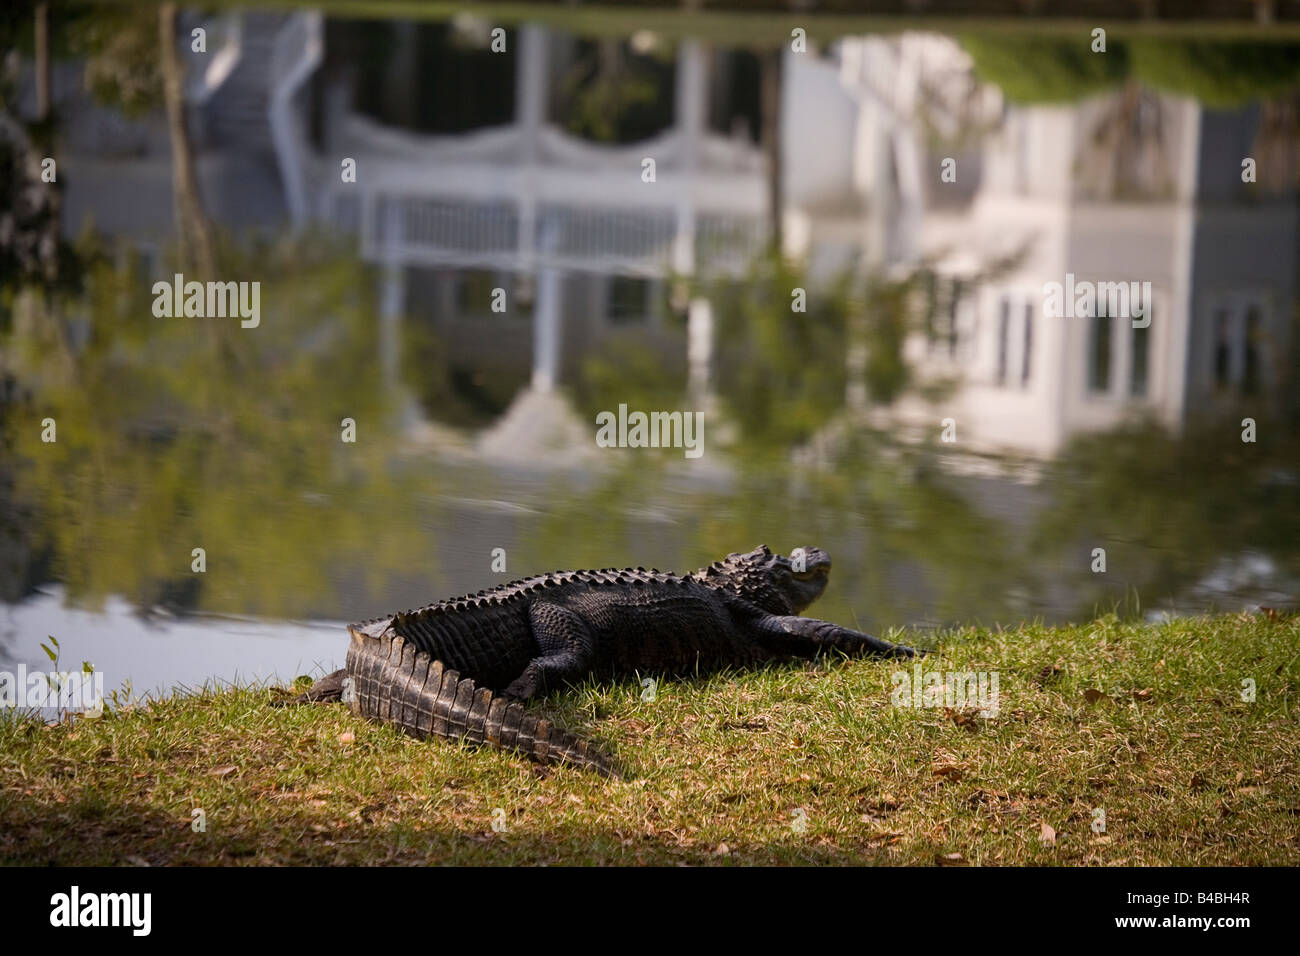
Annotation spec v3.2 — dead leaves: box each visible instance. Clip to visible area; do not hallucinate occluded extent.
[944,707,981,732]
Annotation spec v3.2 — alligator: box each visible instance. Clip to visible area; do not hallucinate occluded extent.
[284,545,917,777]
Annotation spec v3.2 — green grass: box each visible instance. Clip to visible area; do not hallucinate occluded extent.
[2,613,1298,865]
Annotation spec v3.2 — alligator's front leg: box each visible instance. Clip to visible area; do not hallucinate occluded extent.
[501,602,598,700]
[750,614,919,659]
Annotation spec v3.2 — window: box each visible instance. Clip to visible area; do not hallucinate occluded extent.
[995,298,1009,386]
[1021,302,1033,387]
[1088,304,1113,394]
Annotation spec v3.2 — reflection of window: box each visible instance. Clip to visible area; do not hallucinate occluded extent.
[922,271,937,346]
[1210,298,1269,399]
[608,276,650,324]
[1021,302,1033,387]
[1243,306,1261,397]
[995,298,1009,385]
[948,280,962,357]
[924,273,965,357]
[1130,318,1149,398]
[1088,305,1113,394]
[1214,309,1232,389]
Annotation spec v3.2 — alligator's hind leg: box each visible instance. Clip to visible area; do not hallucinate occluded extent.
[751,615,919,659]
[273,667,349,706]
[501,603,597,701]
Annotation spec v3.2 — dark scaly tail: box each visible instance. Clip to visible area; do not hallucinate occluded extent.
[345,627,618,778]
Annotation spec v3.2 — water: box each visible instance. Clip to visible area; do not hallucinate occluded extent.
[1,7,1297,701]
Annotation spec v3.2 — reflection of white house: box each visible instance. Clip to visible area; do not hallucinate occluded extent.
[37,13,1296,460]
[832,36,1297,456]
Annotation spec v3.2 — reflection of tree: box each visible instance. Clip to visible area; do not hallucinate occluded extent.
[699,248,1024,456]
[1078,80,1173,200]
[2,242,433,618]
[705,253,849,456]
[157,2,216,279]
[964,35,1300,193]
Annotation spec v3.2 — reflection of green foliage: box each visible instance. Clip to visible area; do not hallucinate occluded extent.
[961,35,1129,103]
[558,39,675,143]
[708,254,849,454]
[861,275,917,405]
[71,7,163,116]
[963,35,1300,108]
[402,320,529,429]
[1034,417,1300,619]
[568,334,687,425]
[1129,40,1300,108]
[3,237,432,617]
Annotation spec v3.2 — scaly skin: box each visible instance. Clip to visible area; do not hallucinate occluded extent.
[288,545,916,777]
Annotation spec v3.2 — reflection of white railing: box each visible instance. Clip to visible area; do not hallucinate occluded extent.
[343,191,764,278]
[269,12,323,227]
[304,27,767,276]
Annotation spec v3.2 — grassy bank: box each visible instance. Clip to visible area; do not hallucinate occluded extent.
[2,613,1297,865]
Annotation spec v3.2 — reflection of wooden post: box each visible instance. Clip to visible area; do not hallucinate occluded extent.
[760,47,784,256]
[517,24,547,272]
[532,269,562,393]
[532,220,562,393]
[674,39,705,275]
[34,4,50,120]
[688,297,713,407]
[379,201,404,386]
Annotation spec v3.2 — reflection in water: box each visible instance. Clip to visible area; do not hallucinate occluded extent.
[0,7,1297,693]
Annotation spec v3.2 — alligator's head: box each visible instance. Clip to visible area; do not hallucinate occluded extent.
[693,544,831,615]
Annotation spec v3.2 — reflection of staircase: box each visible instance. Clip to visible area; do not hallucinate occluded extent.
[199,12,292,152]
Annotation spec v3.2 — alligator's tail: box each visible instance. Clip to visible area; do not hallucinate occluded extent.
[345,627,618,778]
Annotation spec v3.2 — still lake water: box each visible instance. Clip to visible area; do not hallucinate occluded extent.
[1,7,1298,700]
